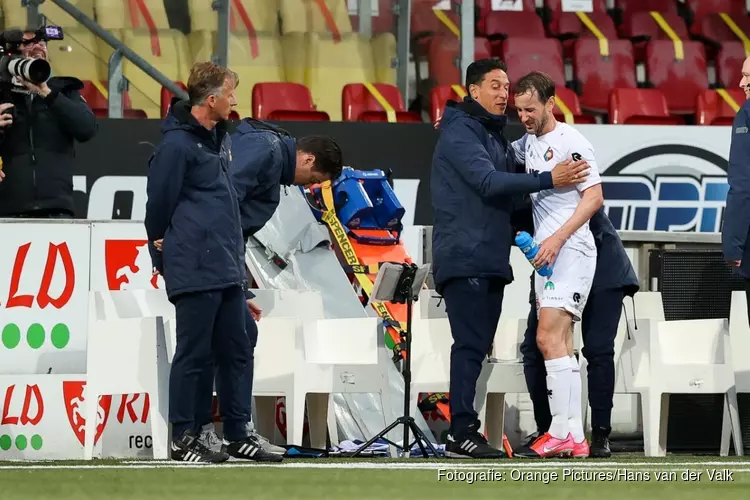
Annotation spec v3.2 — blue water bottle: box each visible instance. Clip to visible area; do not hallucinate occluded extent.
[515,231,553,277]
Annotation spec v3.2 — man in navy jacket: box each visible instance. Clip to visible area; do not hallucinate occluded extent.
[722,56,750,320]
[145,62,277,463]
[193,118,343,454]
[431,58,590,459]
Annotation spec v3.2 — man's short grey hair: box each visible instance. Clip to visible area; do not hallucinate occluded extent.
[186,61,238,106]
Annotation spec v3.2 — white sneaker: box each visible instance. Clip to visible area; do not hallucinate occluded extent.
[197,423,223,453]
[246,424,285,455]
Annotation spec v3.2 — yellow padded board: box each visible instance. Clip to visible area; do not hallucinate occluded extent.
[303,32,376,121]
[280,0,353,35]
[189,0,280,34]
[95,0,170,30]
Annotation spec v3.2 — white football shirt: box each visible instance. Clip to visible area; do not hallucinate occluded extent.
[522,122,601,256]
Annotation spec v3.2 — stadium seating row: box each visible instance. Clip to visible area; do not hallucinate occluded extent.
[50,26,396,119]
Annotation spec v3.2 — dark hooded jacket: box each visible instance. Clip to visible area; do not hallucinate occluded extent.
[144,99,247,301]
[0,76,97,216]
[430,97,554,290]
[229,118,297,239]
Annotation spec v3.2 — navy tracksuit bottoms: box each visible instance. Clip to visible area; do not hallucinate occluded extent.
[442,277,505,437]
[170,285,251,442]
[520,276,625,433]
[195,302,258,436]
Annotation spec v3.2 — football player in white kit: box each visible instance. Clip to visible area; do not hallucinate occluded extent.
[511,72,604,458]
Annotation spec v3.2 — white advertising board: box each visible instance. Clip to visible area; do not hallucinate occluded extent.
[0,222,90,375]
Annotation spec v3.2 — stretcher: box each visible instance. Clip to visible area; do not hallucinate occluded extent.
[309,168,513,457]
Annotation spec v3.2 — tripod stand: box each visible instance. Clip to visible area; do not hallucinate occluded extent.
[351,262,439,459]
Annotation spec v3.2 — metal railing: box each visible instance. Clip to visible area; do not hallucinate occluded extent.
[25,0,479,118]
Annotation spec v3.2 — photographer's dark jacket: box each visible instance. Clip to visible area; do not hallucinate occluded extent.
[0,76,97,216]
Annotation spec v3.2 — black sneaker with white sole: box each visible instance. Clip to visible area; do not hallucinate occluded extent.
[171,431,230,463]
[223,434,284,462]
[445,431,507,459]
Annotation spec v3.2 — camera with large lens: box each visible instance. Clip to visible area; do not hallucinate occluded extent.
[0,25,64,89]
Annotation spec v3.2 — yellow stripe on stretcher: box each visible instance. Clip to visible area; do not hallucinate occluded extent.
[555,96,574,124]
[92,80,109,100]
[318,180,407,353]
[451,84,467,99]
[433,8,460,38]
[363,82,396,123]
[649,11,684,60]
[717,88,741,113]
[575,12,609,57]
[719,13,750,56]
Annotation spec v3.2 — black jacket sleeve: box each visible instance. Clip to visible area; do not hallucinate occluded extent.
[43,89,97,142]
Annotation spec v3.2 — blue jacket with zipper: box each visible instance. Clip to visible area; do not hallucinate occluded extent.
[722,99,750,278]
[144,99,247,301]
[430,97,554,291]
[229,118,297,239]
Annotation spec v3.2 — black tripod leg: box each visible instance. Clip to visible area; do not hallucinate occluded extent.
[350,418,404,458]
[408,419,440,458]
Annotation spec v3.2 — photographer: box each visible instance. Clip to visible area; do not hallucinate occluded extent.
[0,27,97,218]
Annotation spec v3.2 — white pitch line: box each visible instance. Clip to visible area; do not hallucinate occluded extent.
[122,459,750,469]
[0,463,749,472]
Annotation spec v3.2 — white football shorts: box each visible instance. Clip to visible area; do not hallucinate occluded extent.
[534,246,596,322]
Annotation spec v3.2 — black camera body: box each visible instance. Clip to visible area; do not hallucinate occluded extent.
[0,25,63,89]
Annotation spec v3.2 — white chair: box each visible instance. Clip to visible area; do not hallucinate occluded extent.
[644,317,742,457]
[580,292,661,438]
[83,289,174,460]
[409,318,453,424]
[250,289,382,449]
[721,291,750,456]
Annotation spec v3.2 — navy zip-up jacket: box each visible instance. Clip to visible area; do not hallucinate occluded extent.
[722,99,750,278]
[229,118,297,239]
[430,97,554,290]
[510,135,639,295]
[144,99,247,301]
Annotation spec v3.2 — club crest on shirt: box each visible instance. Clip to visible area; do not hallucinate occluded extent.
[544,147,553,161]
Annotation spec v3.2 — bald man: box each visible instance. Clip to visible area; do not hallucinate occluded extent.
[723,56,750,323]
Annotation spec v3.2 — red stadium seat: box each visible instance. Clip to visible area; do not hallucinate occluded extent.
[696,89,746,125]
[553,87,597,123]
[684,0,747,36]
[476,0,537,36]
[614,0,678,17]
[81,80,144,118]
[410,0,460,57]
[252,82,330,121]
[503,38,565,109]
[543,0,607,37]
[349,0,395,36]
[618,11,689,62]
[429,84,466,123]
[484,10,546,59]
[645,40,708,114]
[342,83,422,122]
[553,11,618,59]
[716,41,746,89]
[693,13,750,49]
[427,35,492,86]
[609,88,683,124]
[160,82,186,119]
[572,39,637,113]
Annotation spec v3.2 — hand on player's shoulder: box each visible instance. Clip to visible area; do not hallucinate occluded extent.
[550,157,589,187]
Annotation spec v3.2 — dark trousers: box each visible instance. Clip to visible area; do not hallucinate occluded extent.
[170,286,251,442]
[745,279,750,326]
[195,305,259,432]
[520,284,625,433]
[442,277,505,437]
